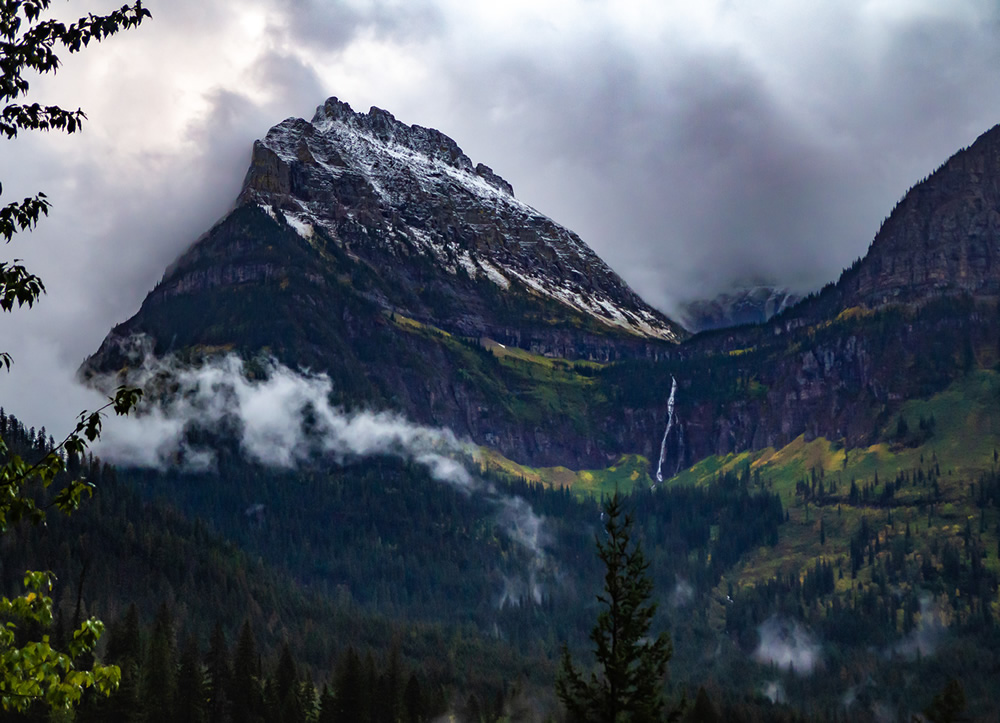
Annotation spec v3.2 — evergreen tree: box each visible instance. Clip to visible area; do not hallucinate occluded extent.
[687,686,720,723]
[403,674,425,723]
[923,678,966,723]
[87,603,143,723]
[176,635,207,723]
[333,647,367,723]
[205,622,232,723]
[142,603,177,723]
[318,683,337,723]
[556,491,675,722]
[232,620,263,723]
[273,642,306,723]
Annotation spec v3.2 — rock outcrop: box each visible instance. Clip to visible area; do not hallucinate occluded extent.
[837,123,1000,308]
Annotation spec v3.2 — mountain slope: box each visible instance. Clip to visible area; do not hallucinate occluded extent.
[82,98,689,466]
[84,116,1000,472]
[838,122,1000,308]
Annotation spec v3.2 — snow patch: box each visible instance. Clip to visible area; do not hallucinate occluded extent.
[477,259,510,289]
[282,211,314,239]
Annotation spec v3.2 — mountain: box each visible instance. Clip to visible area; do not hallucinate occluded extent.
[678,284,802,333]
[649,123,1000,464]
[238,98,681,346]
[82,98,688,467]
[83,110,1000,473]
[67,105,1000,718]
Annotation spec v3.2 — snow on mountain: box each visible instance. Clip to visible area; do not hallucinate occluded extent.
[239,97,681,342]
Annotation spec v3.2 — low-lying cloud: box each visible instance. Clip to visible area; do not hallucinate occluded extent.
[753,616,822,675]
[889,592,947,661]
[91,344,552,605]
[670,576,694,608]
[762,680,786,704]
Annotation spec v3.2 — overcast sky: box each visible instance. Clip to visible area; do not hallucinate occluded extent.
[3,0,1000,432]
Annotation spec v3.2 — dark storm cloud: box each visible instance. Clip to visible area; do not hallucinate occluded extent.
[279,0,445,50]
[268,1,1000,314]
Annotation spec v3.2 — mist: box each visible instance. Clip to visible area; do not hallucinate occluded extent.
[89,344,552,605]
[752,616,822,675]
[669,577,694,608]
[889,593,947,661]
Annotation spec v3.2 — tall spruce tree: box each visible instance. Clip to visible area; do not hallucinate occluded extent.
[231,620,263,723]
[205,622,232,722]
[556,491,675,723]
[142,603,177,723]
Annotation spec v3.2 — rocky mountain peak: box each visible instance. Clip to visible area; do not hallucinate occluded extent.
[305,97,513,195]
[837,122,1000,308]
[239,96,681,343]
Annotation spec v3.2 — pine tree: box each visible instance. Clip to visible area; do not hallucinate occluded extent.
[402,674,425,723]
[318,684,337,723]
[205,622,232,722]
[556,491,675,722]
[688,686,720,723]
[923,678,966,723]
[333,647,367,723]
[176,635,207,723]
[142,603,177,723]
[232,620,263,723]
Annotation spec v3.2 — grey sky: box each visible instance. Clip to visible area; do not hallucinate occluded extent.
[3,0,1000,432]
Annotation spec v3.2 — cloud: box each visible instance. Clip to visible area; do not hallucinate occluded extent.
[888,592,947,660]
[5,0,1000,430]
[762,680,786,704]
[753,616,822,675]
[670,576,694,608]
[87,344,552,604]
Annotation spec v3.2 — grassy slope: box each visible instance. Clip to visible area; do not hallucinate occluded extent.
[480,450,652,498]
[478,364,1000,627]
[665,369,1000,622]
[389,311,607,428]
[392,309,1000,615]
[388,312,659,497]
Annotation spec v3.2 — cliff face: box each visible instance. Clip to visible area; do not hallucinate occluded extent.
[837,124,1000,308]
[650,296,997,471]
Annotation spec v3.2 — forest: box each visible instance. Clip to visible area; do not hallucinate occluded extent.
[2,402,995,720]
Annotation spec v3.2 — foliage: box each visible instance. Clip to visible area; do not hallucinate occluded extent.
[1,0,149,712]
[0,571,120,711]
[557,491,675,722]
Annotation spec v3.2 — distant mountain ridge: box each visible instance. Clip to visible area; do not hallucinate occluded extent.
[679,285,803,333]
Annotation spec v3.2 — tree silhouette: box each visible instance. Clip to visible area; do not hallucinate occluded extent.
[556,491,675,722]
